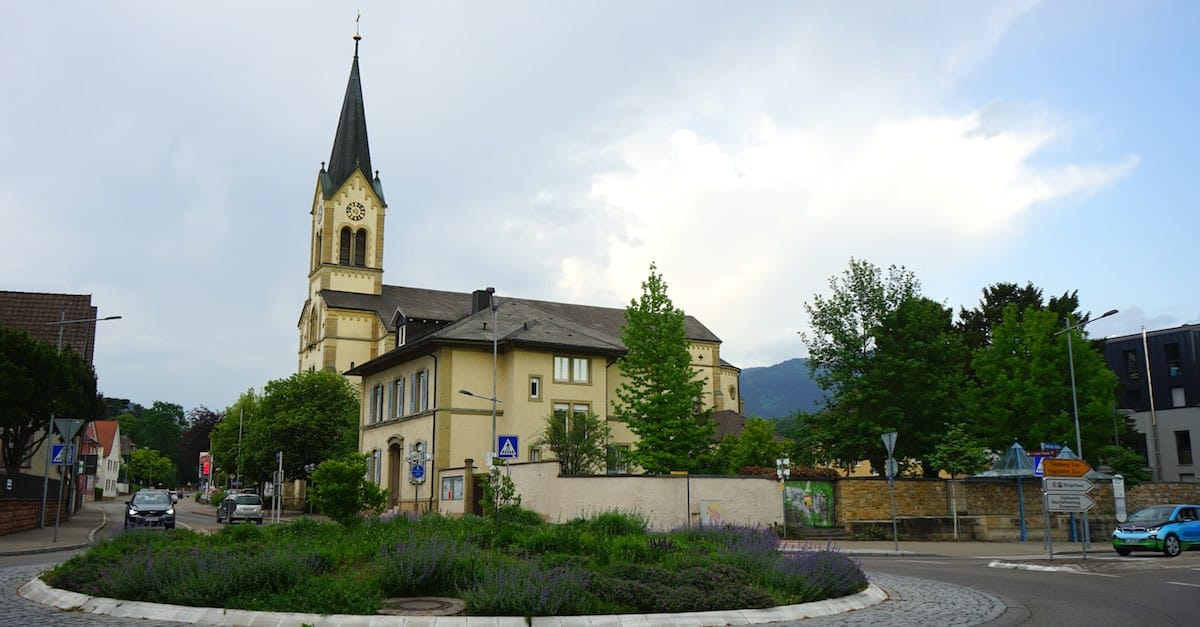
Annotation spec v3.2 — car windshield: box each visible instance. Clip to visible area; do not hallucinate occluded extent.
[133,492,169,506]
[1127,506,1175,523]
[234,495,261,505]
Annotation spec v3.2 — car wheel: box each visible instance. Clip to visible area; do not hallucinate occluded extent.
[1163,534,1182,557]
[1115,547,1132,556]
[255,518,263,525]
[166,524,175,530]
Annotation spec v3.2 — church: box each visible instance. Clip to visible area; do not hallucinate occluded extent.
[299,36,745,511]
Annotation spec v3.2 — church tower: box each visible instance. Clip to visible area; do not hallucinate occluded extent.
[299,32,389,374]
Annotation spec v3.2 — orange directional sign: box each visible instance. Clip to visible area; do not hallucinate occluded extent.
[1042,459,1092,478]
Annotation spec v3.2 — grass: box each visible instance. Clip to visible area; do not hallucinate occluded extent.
[43,509,868,617]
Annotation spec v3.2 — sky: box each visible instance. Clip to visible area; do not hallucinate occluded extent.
[3,1,1197,413]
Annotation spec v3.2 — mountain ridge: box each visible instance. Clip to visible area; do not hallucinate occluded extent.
[739,357,825,419]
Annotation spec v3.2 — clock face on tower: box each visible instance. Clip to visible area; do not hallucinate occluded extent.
[345,201,366,221]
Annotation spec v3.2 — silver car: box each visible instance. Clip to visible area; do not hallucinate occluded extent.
[216,493,264,524]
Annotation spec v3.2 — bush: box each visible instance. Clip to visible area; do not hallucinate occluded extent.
[45,514,867,617]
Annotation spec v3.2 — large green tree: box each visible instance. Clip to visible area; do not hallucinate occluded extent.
[614,263,714,474]
[972,306,1117,462]
[127,448,175,489]
[857,297,974,476]
[1,328,102,475]
[534,409,611,476]
[957,282,1080,351]
[119,401,186,483]
[798,258,921,473]
[217,371,359,485]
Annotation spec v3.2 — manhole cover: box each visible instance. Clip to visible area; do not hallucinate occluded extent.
[378,597,465,616]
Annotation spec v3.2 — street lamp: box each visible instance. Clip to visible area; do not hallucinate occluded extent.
[459,287,499,467]
[1053,307,1117,549]
[40,313,121,530]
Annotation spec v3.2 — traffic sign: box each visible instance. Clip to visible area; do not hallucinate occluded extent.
[1042,459,1091,477]
[498,435,519,460]
[411,463,425,482]
[1044,477,1093,493]
[50,445,67,466]
[1046,493,1095,512]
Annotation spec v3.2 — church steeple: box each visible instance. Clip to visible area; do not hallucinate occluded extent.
[324,31,382,201]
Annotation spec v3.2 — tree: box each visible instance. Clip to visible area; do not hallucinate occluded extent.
[119,401,186,484]
[613,263,714,474]
[715,417,788,474]
[857,297,974,476]
[534,409,610,476]
[971,306,1117,462]
[179,406,223,485]
[0,328,102,475]
[1094,445,1152,486]
[925,423,989,478]
[957,282,1079,351]
[222,370,359,485]
[798,258,920,473]
[308,453,387,526]
[127,448,175,488]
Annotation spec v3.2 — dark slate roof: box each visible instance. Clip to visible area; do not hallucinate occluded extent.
[323,49,384,202]
[341,285,724,376]
[0,290,98,362]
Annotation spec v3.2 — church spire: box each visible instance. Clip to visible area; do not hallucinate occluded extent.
[325,27,375,198]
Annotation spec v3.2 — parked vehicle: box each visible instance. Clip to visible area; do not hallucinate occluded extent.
[1112,504,1200,557]
[125,490,176,530]
[216,493,264,525]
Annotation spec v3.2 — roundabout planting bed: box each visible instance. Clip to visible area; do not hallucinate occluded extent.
[43,510,868,617]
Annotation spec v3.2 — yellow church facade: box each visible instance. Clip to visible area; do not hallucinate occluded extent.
[300,40,744,511]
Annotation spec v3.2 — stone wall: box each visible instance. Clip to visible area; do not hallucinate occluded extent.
[0,498,70,536]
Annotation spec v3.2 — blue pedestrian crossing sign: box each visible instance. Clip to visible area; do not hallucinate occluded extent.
[51,444,68,465]
[1033,457,1046,477]
[498,435,519,460]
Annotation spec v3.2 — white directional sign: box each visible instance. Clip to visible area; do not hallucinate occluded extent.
[1046,493,1095,513]
[1044,478,1093,493]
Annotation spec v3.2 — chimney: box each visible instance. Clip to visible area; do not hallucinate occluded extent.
[471,287,496,314]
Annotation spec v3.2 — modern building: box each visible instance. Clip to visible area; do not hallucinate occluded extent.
[299,39,745,510]
[1103,324,1200,482]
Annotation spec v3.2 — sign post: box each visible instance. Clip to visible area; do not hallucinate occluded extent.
[1112,474,1127,523]
[881,432,899,551]
[1043,458,1094,559]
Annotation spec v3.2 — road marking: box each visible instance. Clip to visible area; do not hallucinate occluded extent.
[1167,581,1200,588]
[897,560,947,565]
[986,560,1118,577]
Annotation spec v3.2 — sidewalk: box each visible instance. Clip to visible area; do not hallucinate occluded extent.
[0,503,106,556]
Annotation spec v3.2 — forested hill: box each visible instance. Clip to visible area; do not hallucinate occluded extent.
[739,358,825,419]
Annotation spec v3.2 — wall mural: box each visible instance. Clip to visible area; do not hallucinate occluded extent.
[784,480,835,527]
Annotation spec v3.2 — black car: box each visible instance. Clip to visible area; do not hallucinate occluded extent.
[125,490,176,529]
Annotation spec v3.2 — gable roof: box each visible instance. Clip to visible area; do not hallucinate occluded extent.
[343,286,722,376]
[0,290,98,362]
[91,420,120,457]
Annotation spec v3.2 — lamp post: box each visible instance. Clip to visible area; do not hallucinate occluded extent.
[1054,308,1118,550]
[40,313,121,529]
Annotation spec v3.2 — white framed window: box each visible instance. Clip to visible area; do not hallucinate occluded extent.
[373,449,383,484]
[529,446,542,462]
[552,402,590,431]
[392,378,406,418]
[529,375,541,400]
[417,370,429,411]
[370,384,385,424]
[553,356,590,383]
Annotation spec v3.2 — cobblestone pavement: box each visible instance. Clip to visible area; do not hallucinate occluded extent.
[786,572,1009,626]
[3,563,186,627]
[3,563,1007,626]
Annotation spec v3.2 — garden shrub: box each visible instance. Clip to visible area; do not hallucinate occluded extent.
[462,560,596,616]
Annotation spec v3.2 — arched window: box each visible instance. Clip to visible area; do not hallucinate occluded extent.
[339,227,352,265]
[313,232,322,270]
[354,229,367,266]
